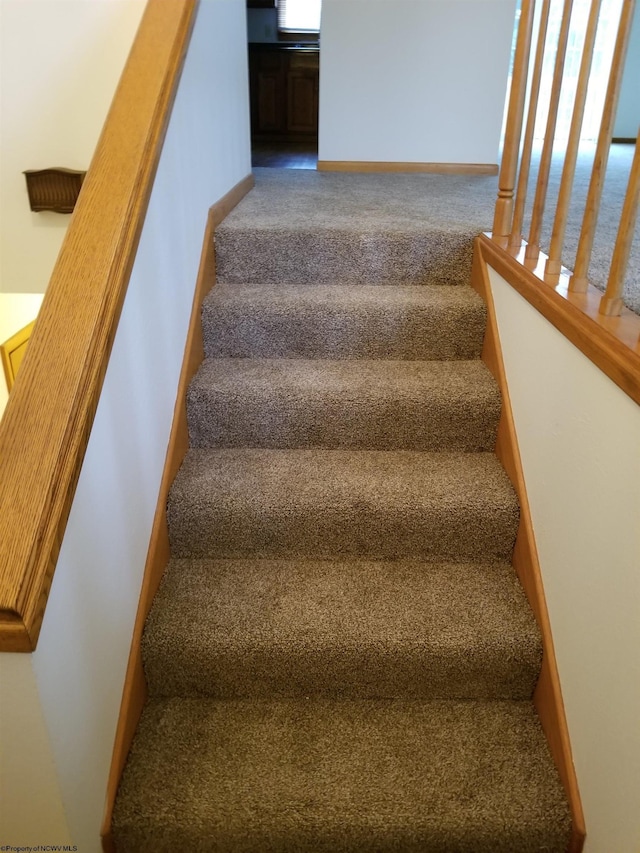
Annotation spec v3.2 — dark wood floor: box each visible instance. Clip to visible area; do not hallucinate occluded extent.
[252,142,318,169]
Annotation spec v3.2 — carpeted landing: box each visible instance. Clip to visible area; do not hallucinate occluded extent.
[112,169,572,852]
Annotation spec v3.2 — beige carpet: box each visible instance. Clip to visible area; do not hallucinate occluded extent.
[214,142,639,313]
[112,170,571,852]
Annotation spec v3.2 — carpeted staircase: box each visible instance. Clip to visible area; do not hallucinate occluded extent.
[113,170,572,852]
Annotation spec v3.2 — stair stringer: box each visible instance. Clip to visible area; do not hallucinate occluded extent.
[471,236,586,853]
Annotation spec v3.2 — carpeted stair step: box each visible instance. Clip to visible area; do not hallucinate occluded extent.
[142,557,541,700]
[214,168,492,287]
[215,229,474,286]
[167,448,519,561]
[187,358,501,451]
[202,282,487,360]
[112,696,571,853]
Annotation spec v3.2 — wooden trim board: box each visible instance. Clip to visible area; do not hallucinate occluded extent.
[472,239,586,853]
[317,160,498,175]
[0,0,198,652]
[100,173,254,850]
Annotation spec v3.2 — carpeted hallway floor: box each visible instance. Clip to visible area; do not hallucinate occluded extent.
[112,167,574,851]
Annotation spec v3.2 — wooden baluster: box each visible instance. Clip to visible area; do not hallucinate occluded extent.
[526,0,574,261]
[570,0,636,292]
[599,134,640,316]
[510,0,552,249]
[493,0,535,240]
[545,0,603,279]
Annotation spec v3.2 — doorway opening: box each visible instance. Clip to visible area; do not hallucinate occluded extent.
[247,1,321,169]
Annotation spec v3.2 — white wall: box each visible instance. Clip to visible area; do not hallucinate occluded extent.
[488,266,640,853]
[0,1,251,848]
[0,292,45,413]
[613,0,640,139]
[318,0,516,165]
[0,656,72,847]
[0,0,145,295]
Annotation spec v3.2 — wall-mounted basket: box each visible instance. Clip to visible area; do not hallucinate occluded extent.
[24,167,86,214]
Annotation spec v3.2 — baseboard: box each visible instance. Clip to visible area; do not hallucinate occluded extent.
[100,172,254,851]
[317,160,499,176]
[471,239,586,853]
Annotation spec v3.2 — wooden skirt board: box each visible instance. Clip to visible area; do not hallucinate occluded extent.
[472,238,586,853]
[100,173,254,850]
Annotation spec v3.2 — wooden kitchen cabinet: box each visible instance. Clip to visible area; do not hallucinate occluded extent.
[249,46,319,142]
[251,50,286,135]
[287,52,319,134]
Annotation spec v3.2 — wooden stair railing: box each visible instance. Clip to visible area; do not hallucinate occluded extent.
[509,0,552,249]
[493,0,535,239]
[491,0,640,403]
[525,0,575,262]
[570,0,637,292]
[0,0,198,653]
[544,0,603,280]
[600,132,640,315]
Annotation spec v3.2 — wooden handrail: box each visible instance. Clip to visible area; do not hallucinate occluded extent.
[493,0,535,239]
[545,0,603,279]
[525,0,574,261]
[0,0,198,652]
[570,0,637,292]
[599,135,640,316]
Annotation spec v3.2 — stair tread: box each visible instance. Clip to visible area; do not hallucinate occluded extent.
[167,448,519,561]
[215,168,490,234]
[112,696,571,853]
[202,282,487,360]
[143,557,541,699]
[187,358,500,450]
[213,171,481,286]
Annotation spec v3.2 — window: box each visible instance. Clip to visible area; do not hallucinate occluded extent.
[278,0,322,33]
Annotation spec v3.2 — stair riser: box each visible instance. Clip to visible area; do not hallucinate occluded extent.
[168,450,519,562]
[115,828,567,853]
[143,647,539,701]
[186,389,500,451]
[168,503,518,562]
[202,302,487,361]
[215,231,474,286]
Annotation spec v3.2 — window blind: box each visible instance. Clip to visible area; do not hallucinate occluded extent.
[278,0,321,33]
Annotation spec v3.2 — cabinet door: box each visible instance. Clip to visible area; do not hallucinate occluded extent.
[287,54,319,134]
[250,51,286,135]
[257,70,286,131]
